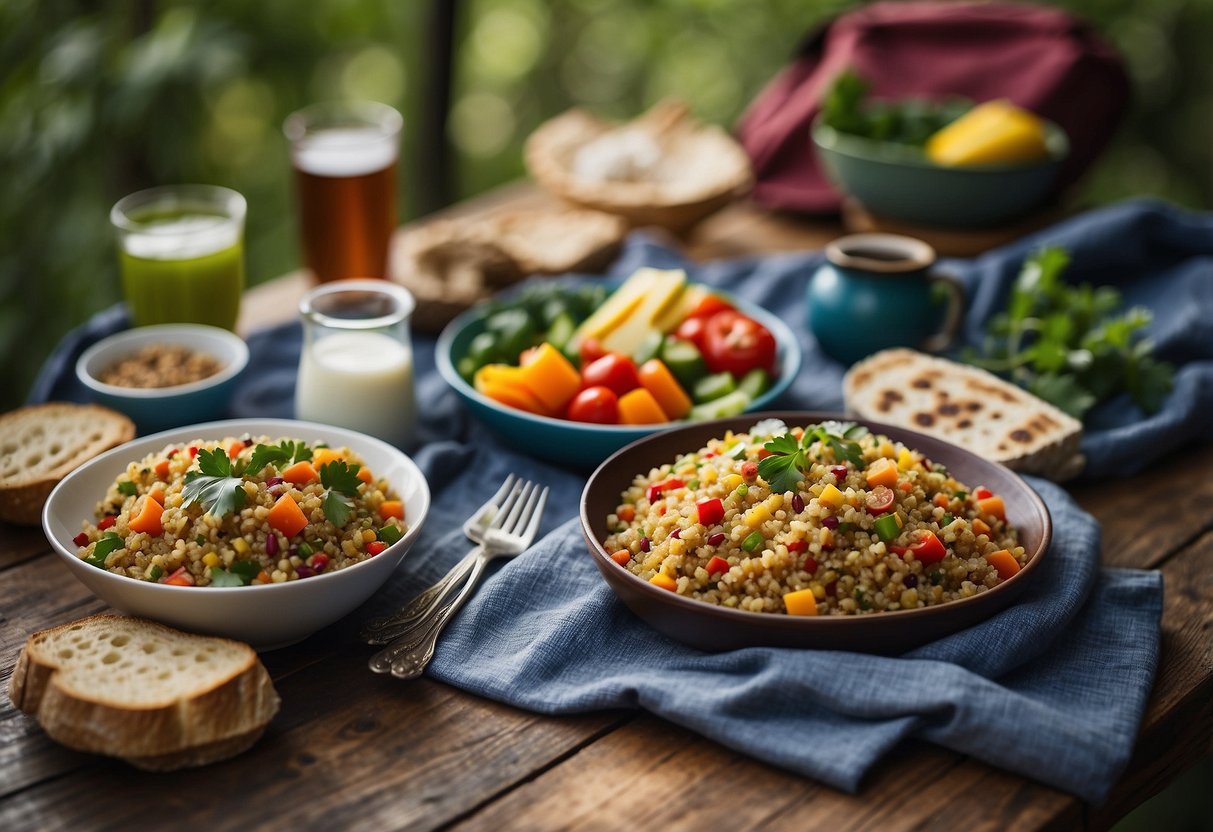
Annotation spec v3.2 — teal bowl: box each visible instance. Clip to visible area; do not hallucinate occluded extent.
[436,286,803,469]
[76,324,249,435]
[812,119,1069,228]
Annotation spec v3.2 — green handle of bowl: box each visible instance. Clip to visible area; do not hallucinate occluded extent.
[921,271,965,354]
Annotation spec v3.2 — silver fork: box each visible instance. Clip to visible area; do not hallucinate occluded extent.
[369,480,548,678]
[361,475,519,645]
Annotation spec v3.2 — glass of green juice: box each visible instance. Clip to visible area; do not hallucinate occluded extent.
[111,185,247,331]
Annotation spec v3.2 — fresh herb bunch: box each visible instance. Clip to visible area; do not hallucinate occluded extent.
[967,247,1174,419]
[319,460,363,527]
[757,422,869,493]
[821,69,971,147]
[182,448,246,517]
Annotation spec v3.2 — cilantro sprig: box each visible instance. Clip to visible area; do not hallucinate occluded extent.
[246,440,312,475]
[319,460,362,526]
[757,422,869,493]
[182,448,247,518]
[967,246,1174,419]
[209,560,261,587]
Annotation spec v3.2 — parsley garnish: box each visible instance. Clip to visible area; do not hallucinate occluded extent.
[967,246,1174,419]
[182,448,247,518]
[86,532,123,568]
[117,480,137,497]
[209,559,261,587]
[319,460,362,526]
[757,423,869,494]
[247,440,312,475]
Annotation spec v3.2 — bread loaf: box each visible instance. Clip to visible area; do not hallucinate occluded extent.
[9,614,280,771]
[844,348,1084,480]
[0,403,135,525]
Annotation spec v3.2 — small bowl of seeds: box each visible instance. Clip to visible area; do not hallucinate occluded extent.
[76,325,249,434]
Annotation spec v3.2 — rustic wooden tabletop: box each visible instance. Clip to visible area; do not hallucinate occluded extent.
[3,185,1210,831]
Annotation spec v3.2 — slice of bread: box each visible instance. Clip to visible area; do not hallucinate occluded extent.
[0,403,135,525]
[9,614,280,771]
[844,348,1085,480]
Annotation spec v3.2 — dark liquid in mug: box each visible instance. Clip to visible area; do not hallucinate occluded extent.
[838,246,908,262]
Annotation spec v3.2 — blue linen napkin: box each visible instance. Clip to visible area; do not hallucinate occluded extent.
[28,198,1203,803]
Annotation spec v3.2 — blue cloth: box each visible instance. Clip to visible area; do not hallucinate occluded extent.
[31,198,1206,803]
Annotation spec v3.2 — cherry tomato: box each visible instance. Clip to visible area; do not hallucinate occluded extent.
[579,337,607,368]
[701,310,777,376]
[686,294,735,319]
[865,485,895,515]
[673,315,708,350]
[581,353,641,397]
[566,385,619,423]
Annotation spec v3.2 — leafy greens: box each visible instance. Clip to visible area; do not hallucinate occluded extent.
[182,448,247,518]
[821,69,970,146]
[966,246,1174,419]
[319,460,363,527]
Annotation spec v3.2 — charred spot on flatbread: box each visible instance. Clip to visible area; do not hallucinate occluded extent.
[915,413,935,427]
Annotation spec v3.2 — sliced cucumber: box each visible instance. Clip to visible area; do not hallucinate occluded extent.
[689,390,752,421]
[631,330,664,366]
[467,331,500,365]
[661,336,708,390]
[545,313,577,351]
[738,368,771,400]
[693,371,737,403]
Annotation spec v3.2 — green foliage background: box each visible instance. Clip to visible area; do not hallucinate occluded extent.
[2,0,1209,411]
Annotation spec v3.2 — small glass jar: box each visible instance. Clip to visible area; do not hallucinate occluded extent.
[295,280,416,447]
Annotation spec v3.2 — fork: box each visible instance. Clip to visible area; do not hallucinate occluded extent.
[368,480,548,678]
[361,475,520,644]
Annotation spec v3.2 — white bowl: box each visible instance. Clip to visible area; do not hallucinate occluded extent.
[76,325,250,433]
[42,418,431,650]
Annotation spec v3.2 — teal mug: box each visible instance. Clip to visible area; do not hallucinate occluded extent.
[806,233,964,365]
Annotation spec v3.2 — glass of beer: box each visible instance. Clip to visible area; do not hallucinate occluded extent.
[111,185,247,331]
[284,101,402,283]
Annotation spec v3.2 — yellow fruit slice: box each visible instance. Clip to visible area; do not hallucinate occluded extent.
[926,99,1050,166]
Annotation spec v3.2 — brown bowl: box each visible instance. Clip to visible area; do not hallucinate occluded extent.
[579,411,1051,654]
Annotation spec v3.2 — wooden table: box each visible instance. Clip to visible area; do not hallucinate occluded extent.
[4,185,1211,831]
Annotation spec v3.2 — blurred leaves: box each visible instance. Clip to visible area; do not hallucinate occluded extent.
[2,0,1211,413]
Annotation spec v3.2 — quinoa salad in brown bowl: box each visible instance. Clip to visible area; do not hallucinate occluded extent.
[580,412,1050,653]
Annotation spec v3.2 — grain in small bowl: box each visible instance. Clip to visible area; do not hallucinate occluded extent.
[42,418,431,649]
[76,324,249,434]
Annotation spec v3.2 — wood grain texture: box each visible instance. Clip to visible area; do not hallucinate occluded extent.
[0,523,51,572]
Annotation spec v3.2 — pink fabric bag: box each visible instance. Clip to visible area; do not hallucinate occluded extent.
[737,1,1129,213]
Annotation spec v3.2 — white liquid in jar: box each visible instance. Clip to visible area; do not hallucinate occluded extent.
[295,331,415,447]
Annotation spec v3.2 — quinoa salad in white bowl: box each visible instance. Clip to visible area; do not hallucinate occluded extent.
[42,418,430,650]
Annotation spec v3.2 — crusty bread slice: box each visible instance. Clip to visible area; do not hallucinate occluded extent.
[8,614,279,771]
[0,403,135,525]
[844,348,1085,480]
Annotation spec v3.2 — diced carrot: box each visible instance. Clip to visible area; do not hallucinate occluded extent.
[977,495,1006,522]
[865,458,899,489]
[267,493,308,538]
[972,518,992,537]
[933,493,950,508]
[610,549,631,566]
[228,441,244,460]
[253,570,271,584]
[281,460,320,486]
[378,500,405,521]
[637,359,692,420]
[356,467,373,484]
[987,549,1021,580]
[516,343,581,412]
[154,459,171,479]
[148,487,165,506]
[313,447,344,467]
[128,495,164,536]
[616,505,636,523]
[618,387,669,425]
[898,481,913,493]
[784,589,819,616]
[649,573,677,591]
